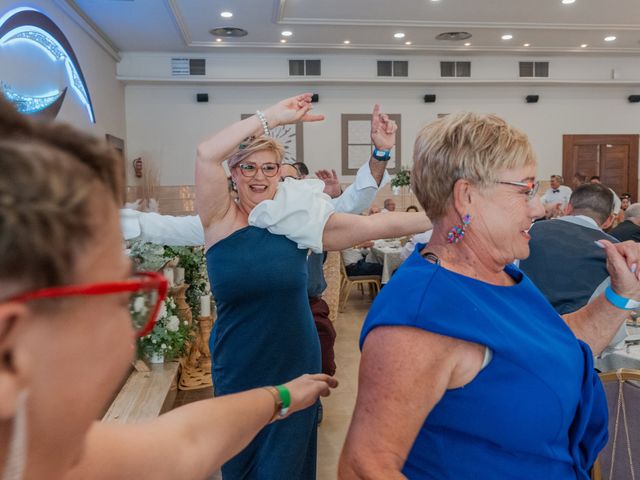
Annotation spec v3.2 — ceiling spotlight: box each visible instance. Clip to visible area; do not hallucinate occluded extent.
[216,38,222,42]
[343,40,350,44]
[220,11,233,18]
[280,39,287,43]
[281,30,293,37]
[501,34,513,40]
[394,32,405,39]
[562,0,576,4]
[581,43,588,48]
[523,43,530,47]
[604,35,617,42]
[405,41,412,45]
[464,42,471,46]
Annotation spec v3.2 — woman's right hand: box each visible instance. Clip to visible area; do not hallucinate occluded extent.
[282,373,338,416]
[263,94,325,129]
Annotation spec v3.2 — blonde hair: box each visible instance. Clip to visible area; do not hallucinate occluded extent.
[0,97,123,294]
[411,112,536,219]
[226,136,285,169]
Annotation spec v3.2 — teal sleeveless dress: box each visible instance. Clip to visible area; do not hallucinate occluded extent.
[206,226,322,479]
[361,245,608,479]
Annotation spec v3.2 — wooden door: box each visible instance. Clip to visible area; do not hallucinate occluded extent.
[563,135,639,201]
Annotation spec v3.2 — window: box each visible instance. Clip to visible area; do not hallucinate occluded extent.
[288,59,321,76]
[519,61,549,78]
[377,60,409,77]
[341,114,402,175]
[440,61,471,78]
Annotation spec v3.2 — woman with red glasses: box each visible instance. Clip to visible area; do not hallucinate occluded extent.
[0,98,337,480]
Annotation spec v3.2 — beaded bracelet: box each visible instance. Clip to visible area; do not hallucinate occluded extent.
[255,110,271,137]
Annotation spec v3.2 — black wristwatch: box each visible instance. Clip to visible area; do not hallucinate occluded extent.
[372,148,391,161]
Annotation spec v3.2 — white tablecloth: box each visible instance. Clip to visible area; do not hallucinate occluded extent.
[367,240,404,284]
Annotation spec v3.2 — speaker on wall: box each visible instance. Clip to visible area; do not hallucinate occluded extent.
[311,93,319,103]
[196,93,209,103]
[423,94,436,103]
[628,95,640,103]
[525,95,539,103]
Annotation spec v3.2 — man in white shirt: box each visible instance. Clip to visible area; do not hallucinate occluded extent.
[342,241,383,277]
[539,174,572,218]
[381,198,396,213]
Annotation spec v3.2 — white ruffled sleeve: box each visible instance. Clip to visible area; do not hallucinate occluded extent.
[248,178,335,253]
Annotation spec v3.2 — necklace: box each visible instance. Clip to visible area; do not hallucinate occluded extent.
[421,251,441,265]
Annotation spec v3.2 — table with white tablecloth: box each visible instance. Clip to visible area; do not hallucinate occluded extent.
[366,239,404,284]
[595,326,640,371]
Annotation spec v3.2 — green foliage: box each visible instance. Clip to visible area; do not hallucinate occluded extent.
[163,246,208,317]
[135,297,191,360]
[391,167,411,188]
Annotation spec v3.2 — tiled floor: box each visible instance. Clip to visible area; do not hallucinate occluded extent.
[176,294,371,480]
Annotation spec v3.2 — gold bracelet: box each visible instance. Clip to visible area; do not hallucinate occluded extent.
[262,386,282,423]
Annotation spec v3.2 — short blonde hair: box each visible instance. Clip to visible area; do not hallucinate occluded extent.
[411,112,536,219]
[226,136,285,169]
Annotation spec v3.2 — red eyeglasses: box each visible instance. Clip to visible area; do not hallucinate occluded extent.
[8,271,168,337]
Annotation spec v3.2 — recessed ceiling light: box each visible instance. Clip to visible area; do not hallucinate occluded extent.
[405,41,412,45]
[464,42,471,46]
[501,34,513,40]
[220,11,233,18]
[216,38,222,42]
[343,40,350,44]
[523,43,530,47]
[562,0,576,4]
[604,35,616,42]
[394,32,405,39]
[280,39,287,43]
[281,31,293,37]
[581,43,588,48]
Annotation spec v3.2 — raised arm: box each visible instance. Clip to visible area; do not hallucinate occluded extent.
[563,239,640,354]
[195,94,324,229]
[64,374,337,480]
[322,212,431,251]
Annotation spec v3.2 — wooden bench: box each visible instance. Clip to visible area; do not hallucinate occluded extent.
[102,361,180,424]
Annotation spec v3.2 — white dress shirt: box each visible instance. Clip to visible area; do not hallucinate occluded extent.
[121,161,390,246]
[540,185,572,208]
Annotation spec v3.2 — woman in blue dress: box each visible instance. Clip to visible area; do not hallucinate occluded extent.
[195,94,431,479]
[340,112,640,479]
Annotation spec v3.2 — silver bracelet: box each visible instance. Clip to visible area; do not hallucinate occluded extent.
[255,110,270,137]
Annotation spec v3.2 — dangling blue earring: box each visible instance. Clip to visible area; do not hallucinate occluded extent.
[446,214,471,244]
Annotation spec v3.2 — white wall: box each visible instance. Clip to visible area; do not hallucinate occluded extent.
[0,0,125,139]
[125,82,640,186]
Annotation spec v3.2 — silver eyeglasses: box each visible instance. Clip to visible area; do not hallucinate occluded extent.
[497,180,540,201]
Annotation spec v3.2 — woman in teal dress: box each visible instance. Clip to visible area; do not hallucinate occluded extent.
[195,94,430,479]
[340,112,640,479]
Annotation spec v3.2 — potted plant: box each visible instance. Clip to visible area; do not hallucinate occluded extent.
[390,167,411,195]
[135,296,191,363]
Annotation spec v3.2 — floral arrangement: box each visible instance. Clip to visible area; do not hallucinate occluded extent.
[135,296,191,360]
[391,167,411,188]
[127,241,209,316]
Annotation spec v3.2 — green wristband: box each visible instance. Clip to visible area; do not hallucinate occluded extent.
[275,385,291,417]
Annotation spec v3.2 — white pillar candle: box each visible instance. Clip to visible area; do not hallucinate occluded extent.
[162,267,174,287]
[200,294,211,317]
[174,267,185,285]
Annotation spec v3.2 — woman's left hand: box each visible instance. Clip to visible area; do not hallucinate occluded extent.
[600,239,640,299]
[263,93,325,128]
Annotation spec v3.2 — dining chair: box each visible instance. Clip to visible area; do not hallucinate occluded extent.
[339,256,381,312]
[591,368,640,480]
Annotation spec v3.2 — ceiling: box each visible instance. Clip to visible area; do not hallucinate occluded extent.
[64,0,640,55]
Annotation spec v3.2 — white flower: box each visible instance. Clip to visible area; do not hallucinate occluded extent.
[183,321,188,325]
[158,303,168,319]
[166,315,180,332]
[132,296,146,313]
[151,339,157,344]
[161,343,167,350]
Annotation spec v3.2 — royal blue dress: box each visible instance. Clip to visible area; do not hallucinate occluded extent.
[361,246,608,479]
[206,226,322,479]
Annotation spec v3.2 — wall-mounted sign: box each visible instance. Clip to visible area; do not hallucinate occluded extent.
[0,7,95,122]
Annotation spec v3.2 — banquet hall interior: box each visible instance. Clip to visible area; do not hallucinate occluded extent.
[1,0,640,478]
